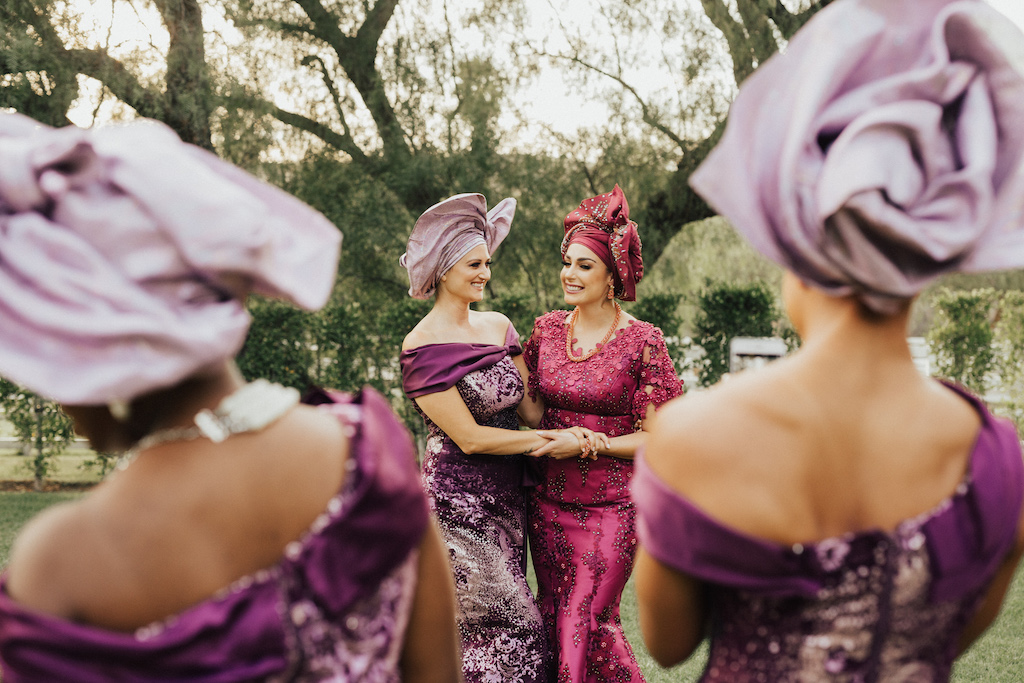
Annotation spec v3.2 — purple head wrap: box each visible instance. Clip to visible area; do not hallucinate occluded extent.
[0,112,342,403]
[690,0,1024,314]
[400,193,516,299]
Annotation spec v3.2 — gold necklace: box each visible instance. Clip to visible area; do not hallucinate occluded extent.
[565,302,622,362]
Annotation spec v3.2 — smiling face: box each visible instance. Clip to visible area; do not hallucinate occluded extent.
[439,243,491,303]
[561,242,614,306]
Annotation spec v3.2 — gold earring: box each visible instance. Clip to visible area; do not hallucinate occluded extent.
[108,399,131,422]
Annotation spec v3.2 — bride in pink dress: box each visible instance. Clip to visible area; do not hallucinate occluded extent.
[520,186,683,683]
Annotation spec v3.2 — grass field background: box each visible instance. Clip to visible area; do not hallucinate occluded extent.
[0,452,1021,680]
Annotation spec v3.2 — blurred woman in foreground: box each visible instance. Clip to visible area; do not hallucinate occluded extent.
[0,113,461,682]
[634,1,1024,680]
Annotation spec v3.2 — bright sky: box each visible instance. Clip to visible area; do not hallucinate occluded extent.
[988,0,1024,26]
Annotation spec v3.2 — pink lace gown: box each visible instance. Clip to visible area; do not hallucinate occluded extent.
[524,311,683,683]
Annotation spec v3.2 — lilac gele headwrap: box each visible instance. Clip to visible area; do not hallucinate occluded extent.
[562,185,643,301]
[0,112,342,404]
[400,193,516,299]
[690,0,1024,314]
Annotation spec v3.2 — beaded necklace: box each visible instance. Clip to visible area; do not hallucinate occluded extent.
[115,379,300,472]
[565,302,622,362]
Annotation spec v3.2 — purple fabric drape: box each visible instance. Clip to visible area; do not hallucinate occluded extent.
[400,324,521,398]
[633,382,1023,602]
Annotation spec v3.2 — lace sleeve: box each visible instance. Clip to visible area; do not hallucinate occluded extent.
[523,311,565,402]
[631,325,684,427]
[523,321,541,374]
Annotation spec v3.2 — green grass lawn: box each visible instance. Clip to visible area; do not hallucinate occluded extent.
[1,484,1021,680]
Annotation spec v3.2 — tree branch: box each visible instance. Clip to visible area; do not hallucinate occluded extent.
[301,54,354,140]
[153,0,213,147]
[66,48,166,120]
[292,0,410,166]
[699,0,756,84]
[736,0,780,67]
[292,0,348,47]
[356,0,399,49]
[230,16,324,42]
[536,49,687,151]
[763,0,836,39]
[250,95,369,165]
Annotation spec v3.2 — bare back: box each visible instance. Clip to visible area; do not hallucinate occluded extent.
[652,354,982,546]
[7,404,347,631]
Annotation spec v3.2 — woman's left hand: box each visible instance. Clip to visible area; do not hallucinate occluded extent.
[530,428,609,459]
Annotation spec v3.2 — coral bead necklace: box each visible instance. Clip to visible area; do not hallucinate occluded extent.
[565,302,622,362]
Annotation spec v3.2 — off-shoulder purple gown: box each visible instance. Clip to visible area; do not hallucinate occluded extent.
[0,388,430,682]
[524,311,684,683]
[400,324,550,683]
[634,383,1024,682]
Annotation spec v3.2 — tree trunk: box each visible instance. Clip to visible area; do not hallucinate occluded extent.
[33,396,44,492]
[157,0,214,149]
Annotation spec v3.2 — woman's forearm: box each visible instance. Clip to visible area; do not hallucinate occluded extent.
[595,430,647,460]
[456,426,552,456]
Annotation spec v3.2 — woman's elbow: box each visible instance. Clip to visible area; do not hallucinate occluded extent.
[644,633,702,669]
[640,612,704,668]
[453,436,487,455]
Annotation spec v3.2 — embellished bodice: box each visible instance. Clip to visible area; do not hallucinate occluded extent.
[426,354,523,442]
[633,385,1024,682]
[0,388,429,683]
[524,310,682,437]
[401,324,524,452]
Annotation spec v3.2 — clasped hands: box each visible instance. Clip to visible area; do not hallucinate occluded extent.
[529,426,611,460]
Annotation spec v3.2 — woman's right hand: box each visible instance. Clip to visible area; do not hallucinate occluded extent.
[530,429,609,460]
[566,426,610,459]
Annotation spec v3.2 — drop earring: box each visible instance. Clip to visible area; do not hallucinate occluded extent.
[108,399,131,422]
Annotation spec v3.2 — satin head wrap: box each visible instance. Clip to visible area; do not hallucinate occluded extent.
[562,185,644,301]
[400,193,516,299]
[0,112,342,404]
[690,0,1024,315]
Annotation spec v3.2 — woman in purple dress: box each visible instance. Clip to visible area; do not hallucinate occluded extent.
[0,112,461,682]
[635,2,1024,680]
[399,193,596,683]
[520,185,684,683]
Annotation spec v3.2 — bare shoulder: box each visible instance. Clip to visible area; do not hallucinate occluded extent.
[473,309,513,341]
[251,404,348,495]
[6,499,92,614]
[645,361,805,495]
[402,315,437,351]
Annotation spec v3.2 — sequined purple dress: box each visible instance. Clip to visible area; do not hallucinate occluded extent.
[524,311,684,683]
[0,388,430,683]
[400,324,551,683]
[634,383,1024,682]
